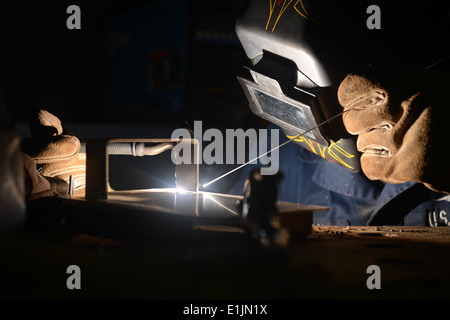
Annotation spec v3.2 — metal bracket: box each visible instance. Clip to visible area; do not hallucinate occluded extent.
[85,138,199,200]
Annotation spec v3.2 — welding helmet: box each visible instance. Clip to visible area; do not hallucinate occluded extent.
[0,91,26,230]
[235,0,449,173]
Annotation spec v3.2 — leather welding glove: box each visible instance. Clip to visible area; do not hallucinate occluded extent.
[22,151,69,200]
[21,109,86,196]
[337,68,450,194]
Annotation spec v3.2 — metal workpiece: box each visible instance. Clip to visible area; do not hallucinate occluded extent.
[83,138,199,201]
[57,137,326,243]
[58,134,327,244]
[85,139,109,200]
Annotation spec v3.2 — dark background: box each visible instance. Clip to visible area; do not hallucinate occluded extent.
[1,0,449,129]
[0,0,258,130]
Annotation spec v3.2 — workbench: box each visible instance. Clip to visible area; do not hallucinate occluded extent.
[2,207,450,302]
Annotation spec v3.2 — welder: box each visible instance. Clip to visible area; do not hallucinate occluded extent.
[228,0,450,227]
[2,0,450,231]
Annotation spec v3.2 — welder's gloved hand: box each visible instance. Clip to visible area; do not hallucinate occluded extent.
[338,68,450,194]
[22,152,69,200]
[21,109,86,196]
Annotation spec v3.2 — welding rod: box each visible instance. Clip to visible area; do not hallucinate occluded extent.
[202,108,352,189]
[79,141,175,156]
